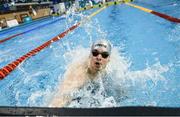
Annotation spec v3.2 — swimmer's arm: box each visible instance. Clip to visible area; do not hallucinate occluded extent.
[49,94,72,107]
[50,73,85,107]
[49,78,76,107]
[50,62,86,107]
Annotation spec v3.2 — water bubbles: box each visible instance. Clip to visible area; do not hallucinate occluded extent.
[58,33,171,107]
[173,3,177,6]
[27,88,52,107]
[102,96,117,107]
[168,23,180,42]
[147,101,157,106]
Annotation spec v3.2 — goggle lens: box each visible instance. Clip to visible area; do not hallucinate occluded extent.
[92,50,109,59]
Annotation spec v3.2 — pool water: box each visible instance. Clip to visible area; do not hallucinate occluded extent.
[0,0,179,107]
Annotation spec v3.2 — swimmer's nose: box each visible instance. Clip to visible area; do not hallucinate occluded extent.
[96,54,102,61]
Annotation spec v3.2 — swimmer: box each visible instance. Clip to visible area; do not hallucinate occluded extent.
[50,39,112,107]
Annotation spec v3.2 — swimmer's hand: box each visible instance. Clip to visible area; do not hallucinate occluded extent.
[49,95,71,107]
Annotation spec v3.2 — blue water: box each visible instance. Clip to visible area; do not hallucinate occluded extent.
[0,16,67,68]
[0,0,179,107]
[0,16,60,39]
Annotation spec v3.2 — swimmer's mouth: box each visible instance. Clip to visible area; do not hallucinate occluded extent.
[95,62,101,66]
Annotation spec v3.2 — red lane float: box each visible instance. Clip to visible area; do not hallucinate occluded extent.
[0,6,107,80]
[0,22,80,80]
[126,3,180,23]
[151,11,180,23]
[0,33,24,44]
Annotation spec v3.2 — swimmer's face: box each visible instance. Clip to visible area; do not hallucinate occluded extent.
[90,47,110,72]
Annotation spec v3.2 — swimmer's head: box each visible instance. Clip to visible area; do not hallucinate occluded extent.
[91,39,112,55]
[88,39,112,74]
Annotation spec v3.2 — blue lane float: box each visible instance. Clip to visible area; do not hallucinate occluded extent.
[0,17,65,44]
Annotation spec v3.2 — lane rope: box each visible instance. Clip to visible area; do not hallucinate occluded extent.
[0,16,51,35]
[0,6,107,80]
[125,3,180,23]
[0,0,133,44]
[0,17,65,44]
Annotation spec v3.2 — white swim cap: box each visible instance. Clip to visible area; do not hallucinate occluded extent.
[91,39,112,54]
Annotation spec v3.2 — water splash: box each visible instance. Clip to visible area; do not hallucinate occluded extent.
[169,24,180,42]
[0,4,175,107]
[46,8,172,107]
[59,42,170,108]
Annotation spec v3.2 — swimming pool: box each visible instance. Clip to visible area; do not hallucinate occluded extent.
[0,0,179,108]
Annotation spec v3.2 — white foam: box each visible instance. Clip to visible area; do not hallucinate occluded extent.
[27,91,43,106]
[0,49,13,63]
[126,62,169,87]
[169,24,180,42]
[61,46,170,107]
[102,96,117,107]
[48,9,171,107]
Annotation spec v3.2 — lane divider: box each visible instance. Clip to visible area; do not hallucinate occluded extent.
[0,17,65,44]
[0,6,107,80]
[0,0,133,44]
[0,16,51,35]
[125,3,180,23]
[0,33,23,43]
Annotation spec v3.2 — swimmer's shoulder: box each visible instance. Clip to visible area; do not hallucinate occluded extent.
[64,58,89,81]
[68,58,89,71]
